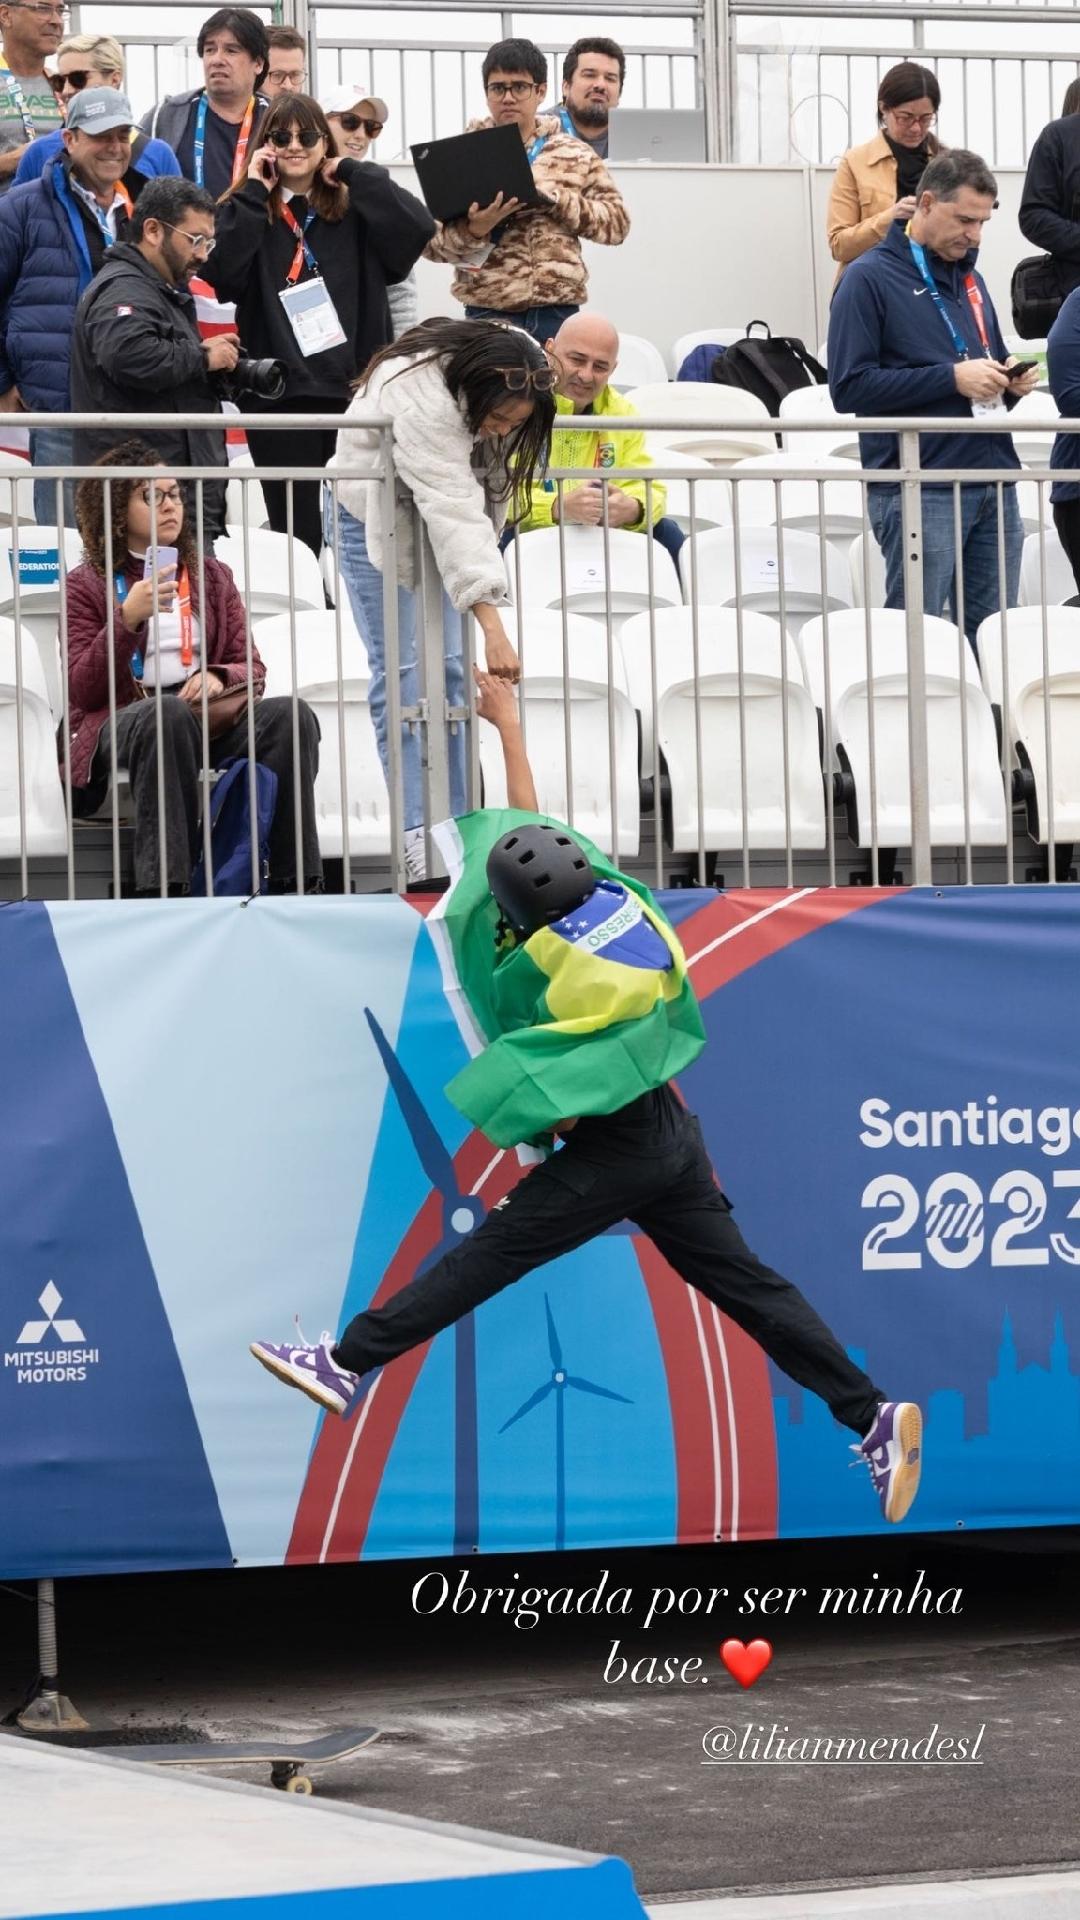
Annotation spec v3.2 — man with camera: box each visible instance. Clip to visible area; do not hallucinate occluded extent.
[70,175,245,537]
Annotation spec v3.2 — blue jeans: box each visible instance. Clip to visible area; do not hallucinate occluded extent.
[29,424,76,529]
[867,481,1023,648]
[334,503,466,831]
[465,302,578,345]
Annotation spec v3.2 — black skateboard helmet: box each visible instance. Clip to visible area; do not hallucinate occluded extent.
[487,823,597,938]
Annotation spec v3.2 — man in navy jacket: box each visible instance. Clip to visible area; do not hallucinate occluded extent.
[0,86,137,524]
[828,148,1039,645]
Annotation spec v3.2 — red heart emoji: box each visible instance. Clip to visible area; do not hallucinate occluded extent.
[720,1638,773,1687]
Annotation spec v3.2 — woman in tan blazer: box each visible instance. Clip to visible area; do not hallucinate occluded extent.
[827,63,941,280]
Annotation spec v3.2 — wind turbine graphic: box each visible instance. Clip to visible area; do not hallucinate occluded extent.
[499,1293,633,1551]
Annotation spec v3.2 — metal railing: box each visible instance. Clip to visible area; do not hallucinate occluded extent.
[1,411,1077,908]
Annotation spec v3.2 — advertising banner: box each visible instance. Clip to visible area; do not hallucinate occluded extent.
[2,886,1078,1579]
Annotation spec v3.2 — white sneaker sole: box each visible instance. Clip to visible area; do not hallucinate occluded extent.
[885,1402,923,1523]
[249,1342,348,1416]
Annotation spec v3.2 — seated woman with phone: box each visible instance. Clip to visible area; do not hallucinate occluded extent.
[65,441,323,896]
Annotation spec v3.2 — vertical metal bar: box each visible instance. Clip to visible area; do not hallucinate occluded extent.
[327,478,352,887]
[730,481,750,889]
[599,480,619,859]
[11,519,28,896]
[774,486,794,888]
[556,485,574,830]
[644,474,662,893]
[195,480,213,896]
[688,468,705,885]
[952,481,973,885]
[239,470,259,896]
[378,425,405,891]
[900,429,932,885]
[418,517,450,871]
[149,481,168,899]
[1036,504,1057,873]
[860,507,879,885]
[284,475,304,892]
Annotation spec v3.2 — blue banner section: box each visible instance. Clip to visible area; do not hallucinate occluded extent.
[30,1862,647,1920]
[2,887,1079,1577]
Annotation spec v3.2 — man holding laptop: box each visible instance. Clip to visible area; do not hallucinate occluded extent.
[422,36,628,342]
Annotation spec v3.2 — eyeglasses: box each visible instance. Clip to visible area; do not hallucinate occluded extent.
[485,80,537,100]
[267,69,307,85]
[137,485,183,510]
[7,3,68,18]
[889,109,937,130]
[337,112,382,135]
[47,67,94,93]
[266,124,323,150]
[160,220,216,258]
[495,364,558,393]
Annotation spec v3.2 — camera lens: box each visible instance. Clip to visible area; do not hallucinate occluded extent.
[232,357,288,401]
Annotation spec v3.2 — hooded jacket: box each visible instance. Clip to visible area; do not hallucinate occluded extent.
[517,385,666,532]
[827,219,1020,478]
[425,113,629,311]
[70,240,228,485]
[0,154,125,410]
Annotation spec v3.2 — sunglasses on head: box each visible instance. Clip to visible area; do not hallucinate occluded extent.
[266,124,324,150]
[338,112,382,135]
[496,364,557,393]
[48,68,92,92]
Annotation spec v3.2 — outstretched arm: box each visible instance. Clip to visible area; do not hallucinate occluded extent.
[473,664,537,812]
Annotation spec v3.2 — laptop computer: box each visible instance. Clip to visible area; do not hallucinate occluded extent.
[607,109,707,163]
[410,122,542,224]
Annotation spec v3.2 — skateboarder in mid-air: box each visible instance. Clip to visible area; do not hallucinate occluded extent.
[252,668,923,1524]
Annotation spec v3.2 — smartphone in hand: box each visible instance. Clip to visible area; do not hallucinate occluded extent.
[1007,360,1039,382]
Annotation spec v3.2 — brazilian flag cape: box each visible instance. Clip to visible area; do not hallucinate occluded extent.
[429,810,706,1149]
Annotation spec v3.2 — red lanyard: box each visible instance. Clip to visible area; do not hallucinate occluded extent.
[963,274,990,355]
[176,566,194,669]
[231,96,256,184]
[279,200,317,284]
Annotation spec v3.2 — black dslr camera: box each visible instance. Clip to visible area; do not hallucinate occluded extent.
[215,355,288,403]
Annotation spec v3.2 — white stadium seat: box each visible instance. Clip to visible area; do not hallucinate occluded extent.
[680,525,853,638]
[848,531,888,609]
[802,610,1005,848]
[624,382,775,467]
[611,333,670,389]
[251,608,387,859]
[479,612,639,857]
[725,452,866,544]
[0,449,34,528]
[213,529,325,618]
[799,608,979,718]
[621,604,803,776]
[656,624,825,853]
[644,450,731,534]
[1008,389,1059,470]
[0,615,67,856]
[505,527,683,636]
[778,384,860,462]
[672,327,746,373]
[974,606,1080,843]
[1019,528,1076,608]
[0,525,85,720]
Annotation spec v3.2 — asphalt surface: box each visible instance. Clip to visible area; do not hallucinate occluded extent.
[2,1532,1079,1905]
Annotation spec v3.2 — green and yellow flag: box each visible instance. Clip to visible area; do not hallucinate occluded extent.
[429,810,706,1149]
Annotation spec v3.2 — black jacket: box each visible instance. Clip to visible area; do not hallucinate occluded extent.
[70,242,227,483]
[1019,114,1080,299]
[201,157,435,400]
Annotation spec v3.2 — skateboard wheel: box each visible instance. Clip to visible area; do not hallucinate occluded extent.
[286,1775,313,1795]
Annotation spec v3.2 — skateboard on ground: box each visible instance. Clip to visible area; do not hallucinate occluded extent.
[117,1724,381,1794]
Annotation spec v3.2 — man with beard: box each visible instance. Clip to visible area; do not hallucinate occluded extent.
[70,175,237,537]
[557,37,624,158]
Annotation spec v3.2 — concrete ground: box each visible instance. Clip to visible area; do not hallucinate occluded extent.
[2,1531,1078,1908]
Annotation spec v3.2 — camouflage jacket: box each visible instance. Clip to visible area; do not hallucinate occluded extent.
[425,114,629,310]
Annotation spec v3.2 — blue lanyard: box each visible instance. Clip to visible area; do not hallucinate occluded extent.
[193,93,209,189]
[907,234,989,362]
[114,572,143,680]
[193,91,255,190]
[526,129,550,164]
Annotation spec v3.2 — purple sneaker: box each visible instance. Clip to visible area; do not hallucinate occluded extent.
[852,1400,923,1524]
[250,1322,359,1416]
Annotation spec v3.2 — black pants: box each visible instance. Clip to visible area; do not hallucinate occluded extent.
[91,693,322,892]
[1053,499,1080,596]
[246,395,348,559]
[333,1086,884,1435]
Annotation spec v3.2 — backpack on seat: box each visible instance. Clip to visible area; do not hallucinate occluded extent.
[711,320,826,416]
[191,756,278,896]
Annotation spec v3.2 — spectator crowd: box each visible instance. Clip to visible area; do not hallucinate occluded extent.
[5,6,1080,890]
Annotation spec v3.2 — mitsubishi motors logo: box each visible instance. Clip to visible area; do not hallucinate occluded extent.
[6,1282,98,1386]
[18,1281,84,1345]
